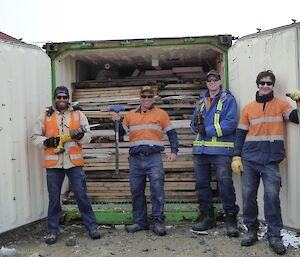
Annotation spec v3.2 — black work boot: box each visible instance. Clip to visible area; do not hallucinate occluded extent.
[125,223,149,233]
[89,229,101,240]
[45,232,58,245]
[225,210,239,237]
[241,224,258,246]
[269,239,286,255]
[192,207,216,231]
[152,223,167,236]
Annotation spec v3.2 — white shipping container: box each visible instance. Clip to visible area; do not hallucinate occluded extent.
[229,23,300,230]
[0,40,51,233]
[1,22,300,234]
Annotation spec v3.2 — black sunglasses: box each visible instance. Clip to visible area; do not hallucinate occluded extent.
[206,79,219,83]
[141,95,154,99]
[56,95,69,99]
[259,81,273,86]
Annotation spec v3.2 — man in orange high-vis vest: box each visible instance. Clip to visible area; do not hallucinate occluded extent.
[111,85,179,236]
[231,70,300,255]
[31,86,100,244]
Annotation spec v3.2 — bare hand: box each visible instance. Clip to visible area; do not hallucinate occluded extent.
[111,112,121,121]
[167,153,177,162]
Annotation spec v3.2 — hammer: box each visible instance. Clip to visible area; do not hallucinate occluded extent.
[108,105,125,175]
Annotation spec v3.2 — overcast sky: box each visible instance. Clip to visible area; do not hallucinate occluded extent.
[1,0,299,44]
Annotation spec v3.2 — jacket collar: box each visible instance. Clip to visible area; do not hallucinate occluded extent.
[136,104,155,113]
[203,88,229,102]
[255,91,274,103]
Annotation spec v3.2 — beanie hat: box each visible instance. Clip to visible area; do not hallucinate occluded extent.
[54,86,69,99]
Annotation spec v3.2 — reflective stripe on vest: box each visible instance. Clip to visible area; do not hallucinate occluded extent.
[214,100,223,137]
[45,155,59,161]
[193,134,234,147]
[68,111,84,166]
[44,113,59,167]
[43,110,84,168]
[193,99,232,147]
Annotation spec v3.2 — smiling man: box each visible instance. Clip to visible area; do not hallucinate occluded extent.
[190,69,240,237]
[31,86,100,244]
[111,85,178,236]
[231,70,300,255]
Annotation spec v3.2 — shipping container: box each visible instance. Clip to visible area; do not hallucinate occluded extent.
[228,23,300,230]
[0,39,51,234]
[1,22,300,234]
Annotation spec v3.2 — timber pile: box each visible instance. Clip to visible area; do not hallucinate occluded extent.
[68,68,217,203]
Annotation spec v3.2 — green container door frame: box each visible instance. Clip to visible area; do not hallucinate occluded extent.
[45,35,232,223]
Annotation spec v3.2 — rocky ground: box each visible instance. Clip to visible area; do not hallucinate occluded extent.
[0,219,299,257]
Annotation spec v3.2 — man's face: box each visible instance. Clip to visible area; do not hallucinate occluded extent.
[140,92,155,110]
[55,93,69,111]
[206,75,222,92]
[258,76,274,96]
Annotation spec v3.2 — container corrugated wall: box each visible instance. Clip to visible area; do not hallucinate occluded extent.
[229,24,300,230]
[0,40,51,233]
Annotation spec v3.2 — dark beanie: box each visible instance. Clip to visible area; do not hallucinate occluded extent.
[54,86,69,99]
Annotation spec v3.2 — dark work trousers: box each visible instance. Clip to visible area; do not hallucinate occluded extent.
[46,167,98,234]
[193,154,239,213]
[241,160,282,241]
[129,153,165,228]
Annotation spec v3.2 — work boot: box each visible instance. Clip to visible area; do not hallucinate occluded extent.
[45,232,58,245]
[192,207,215,231]
[125,223,149,233]
[241,224,258,246]
[152,223,167,236]
[225,210,239,237]
[89,229,101,240]
[269,239,286,255]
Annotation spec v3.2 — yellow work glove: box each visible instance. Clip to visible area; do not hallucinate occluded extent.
[289,90,300,101]
[231,156,244,176]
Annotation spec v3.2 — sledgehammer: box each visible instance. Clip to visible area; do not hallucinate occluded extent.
[108,105,125,175]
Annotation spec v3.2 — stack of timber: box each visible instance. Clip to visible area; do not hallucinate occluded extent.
[68,67,218,203]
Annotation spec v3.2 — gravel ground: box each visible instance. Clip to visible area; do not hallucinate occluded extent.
[1,219,300,257]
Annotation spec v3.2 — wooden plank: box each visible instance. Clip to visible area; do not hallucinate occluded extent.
[70,75,209,203]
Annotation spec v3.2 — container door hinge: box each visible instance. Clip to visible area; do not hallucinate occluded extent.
[120,40,132,46]
[184,37,195,43]
[144,39,154,45]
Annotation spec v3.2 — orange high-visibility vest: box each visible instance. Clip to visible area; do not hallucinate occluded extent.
[43,111,84,167]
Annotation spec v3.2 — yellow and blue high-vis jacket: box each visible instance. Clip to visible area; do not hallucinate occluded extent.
[190,89,238,156]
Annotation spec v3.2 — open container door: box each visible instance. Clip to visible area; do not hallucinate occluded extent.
[0,40,51,233]
[228,23,300,230]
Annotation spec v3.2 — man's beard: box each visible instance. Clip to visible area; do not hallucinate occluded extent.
[56,102,68,111]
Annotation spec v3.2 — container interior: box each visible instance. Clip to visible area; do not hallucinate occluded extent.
[55,44,224,204]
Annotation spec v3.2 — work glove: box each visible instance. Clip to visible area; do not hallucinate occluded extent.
[231,156,244,176]
[44,137,60,148]
[70,125,86,140]
[289,90,300,101]
[197,124,206,136]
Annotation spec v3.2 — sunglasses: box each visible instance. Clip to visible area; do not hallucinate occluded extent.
[141,95,154,99]
[206,79,219,83]
[56,95,69,100]
[259,81,273,86]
